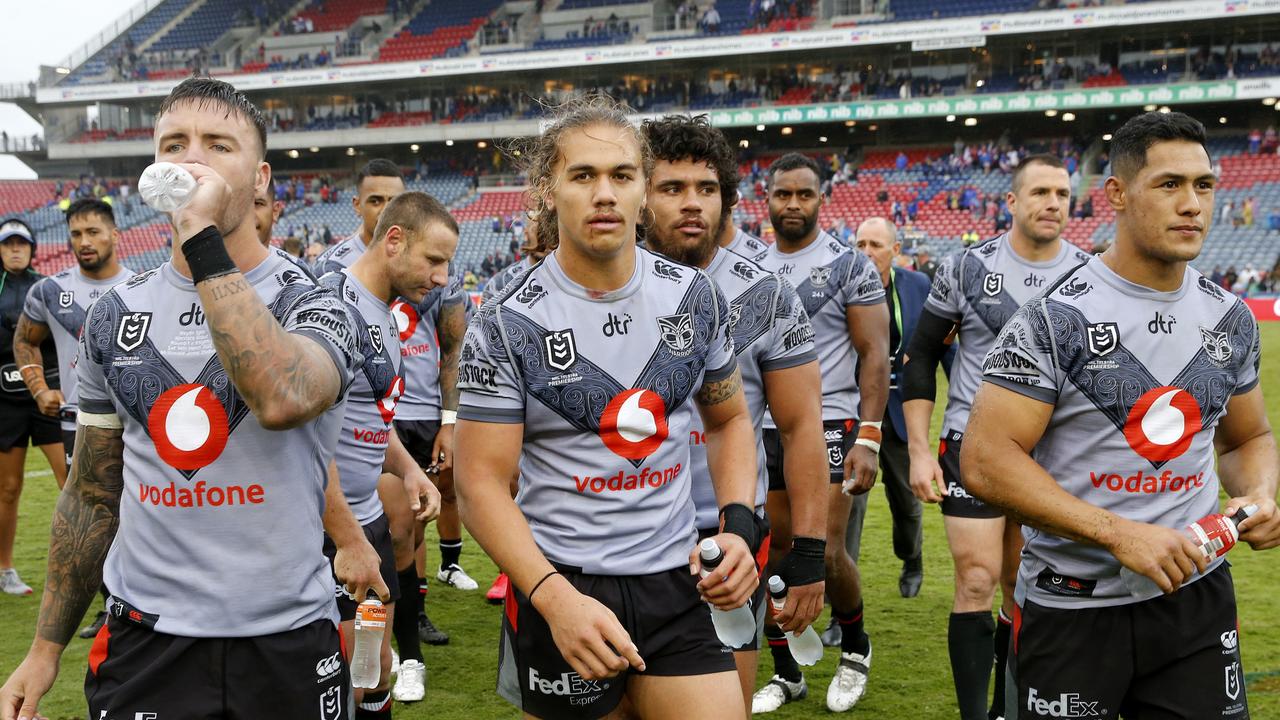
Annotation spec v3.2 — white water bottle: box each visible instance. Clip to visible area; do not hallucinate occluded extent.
[351,595,386,688]
[1119,504,1258,597]
[699,538,758,647]
[767,575,824,666]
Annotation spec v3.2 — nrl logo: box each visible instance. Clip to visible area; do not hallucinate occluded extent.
[809,266,833,288]
[1199,326,1232,365]
[544,329,577,371]
[58,291,74,308]
[115,312,152,353]
[1086,322,1119,357]
[656,314,695,357]
[982,272,1004,297]
[369,325,385,355]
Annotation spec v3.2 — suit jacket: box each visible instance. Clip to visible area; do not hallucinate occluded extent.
[885,266,951,437]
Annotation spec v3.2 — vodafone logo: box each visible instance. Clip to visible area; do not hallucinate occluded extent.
[391,300,419,342]
[378,376,404,425]
[1123,386,1202,465]
[598,389,669,460]
[147,384,229,471]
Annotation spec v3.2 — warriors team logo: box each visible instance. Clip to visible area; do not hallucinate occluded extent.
[657,314,694,356]
[1086,322,1119,357]
[115,312,152,353]
[390,301,419,342]
[599,389,669,460]
[982,272,1003,297]
[1123,386,1203,465]
[544,329,577,371]
[809,266,833,287]
[58,291,74,308]
[1199,327,1232,365]
[147,384,230,471]
[369,325,385,356]
[378,376,404,425]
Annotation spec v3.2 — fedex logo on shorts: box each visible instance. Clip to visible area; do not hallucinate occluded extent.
[1027,688,1102,718]
[528,668,605,699]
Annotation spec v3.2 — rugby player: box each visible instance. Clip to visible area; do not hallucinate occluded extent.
[902,154,1087,720]
[321,191,452,714]
[642,114,829,714]
[0,77,362,719]
[254,175,285,247]
[456,95,761,720]
[753,153,890,713]
[964,110,1280,720]
[14,198,134,637]
[314,160,406,275]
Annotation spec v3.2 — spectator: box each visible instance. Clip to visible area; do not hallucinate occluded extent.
[895,151,909,171]
[1248,127,1262,154]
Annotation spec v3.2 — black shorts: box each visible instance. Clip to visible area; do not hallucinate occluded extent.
[0,398,59,451]
[322,513,400,620]
[393,418,441,469]
[1013,564,1247,720]
[765,419,857,491]
[85,612,351,720]
[938,430,1003,519]
[697,525,772,652]
[497,565,736,719]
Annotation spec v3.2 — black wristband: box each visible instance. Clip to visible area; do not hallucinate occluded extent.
[528,570,561,602]
[781,536,826,587]
[182,225,237,284]
[720,503,762,555]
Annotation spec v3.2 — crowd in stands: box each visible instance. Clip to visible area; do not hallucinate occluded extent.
[1248,126,1280,155]
[1209,261,1280,296]
[749,0,815,30]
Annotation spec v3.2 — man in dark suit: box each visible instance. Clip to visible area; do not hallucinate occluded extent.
[846,218,946,597]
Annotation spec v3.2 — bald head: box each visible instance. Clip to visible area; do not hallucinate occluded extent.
[854,217,900,281]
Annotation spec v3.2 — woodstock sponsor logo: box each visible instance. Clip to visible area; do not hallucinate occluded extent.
[572,463,683,493]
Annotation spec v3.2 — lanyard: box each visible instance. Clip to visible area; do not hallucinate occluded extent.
[887,270,903,356]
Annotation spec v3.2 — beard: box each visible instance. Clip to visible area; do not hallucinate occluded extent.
[78,248,111,272]
[771,210,818,243]
[648,213,724,267]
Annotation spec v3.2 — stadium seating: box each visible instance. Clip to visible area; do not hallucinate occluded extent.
[296,0,388,34]
[377,0,502,63]
[150,0,242,52]
[65,0,191,84]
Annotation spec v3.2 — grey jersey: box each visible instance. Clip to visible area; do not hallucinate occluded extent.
[758,231,885,423]
[926,234,1092,435]
[482,257,535,305]
[312,232,365,276]
[76,255,360,637]
[689,249,815,530]
[323,270,403,525]
[724,229,770,263]
[458,247,737,575]
[392,272,468,421]
[983,258,1261,609]
[23,265,135,429]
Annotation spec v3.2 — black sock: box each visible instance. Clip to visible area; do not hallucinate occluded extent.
[392,568,423,663]
[990,610,1013,720]
[834,603,870,656]
[356,689,392,718]
[949,611,996,720]
[765,624,803,683]
[439,538,462,569]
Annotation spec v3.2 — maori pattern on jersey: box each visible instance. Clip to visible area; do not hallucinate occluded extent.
[85,292,253,480]
[323,275,398,400]
[959,250,1021,336]
[727,276,779,355]
[1043,298,1254,469]
[793,251,857,317]
[490,276,716,466]
[35,277,87,337]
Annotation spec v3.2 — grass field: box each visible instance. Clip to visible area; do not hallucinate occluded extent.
[3,325,1279,719]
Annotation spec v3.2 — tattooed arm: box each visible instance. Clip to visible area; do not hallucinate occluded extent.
[13,315,62,416]
[0,424,123,719]
[430,299,467,471]
[196,274,343,430]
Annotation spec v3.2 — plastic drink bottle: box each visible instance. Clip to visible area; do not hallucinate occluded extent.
[767,575,824,666]
[699,538,758,647]
[351,595,386,688]
[1120,504,1257,596]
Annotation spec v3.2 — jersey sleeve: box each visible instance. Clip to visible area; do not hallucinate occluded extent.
[924,252,964,321]
[21,277,51,325]
[760,277,816,372]
[1233,307,1262,395]
[703,276,738,383]
[980,299,1059,404]
[75,299,116,416]
[279,286,362,397]
[457,304,525,423]
[842,252,887,307]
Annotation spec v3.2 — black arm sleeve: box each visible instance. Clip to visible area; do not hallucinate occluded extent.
[901,308,957,403]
